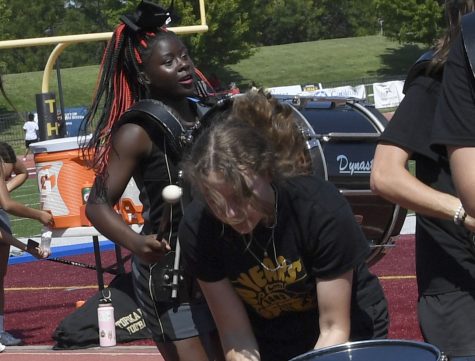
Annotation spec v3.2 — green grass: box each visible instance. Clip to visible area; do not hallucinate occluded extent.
[1,65,99,112]
[225,35,427,88]
[10,178,42,238]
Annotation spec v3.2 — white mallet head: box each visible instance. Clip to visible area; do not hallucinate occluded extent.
[162,185,183,204]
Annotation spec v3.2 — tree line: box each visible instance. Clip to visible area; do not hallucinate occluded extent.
[0,0,445,75]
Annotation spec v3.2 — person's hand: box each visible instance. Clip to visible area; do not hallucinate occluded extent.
[29,246,51,259]
[463,214,475,233]
[39,210,53,227]
[133,234,171,264]
[26,239,51,259]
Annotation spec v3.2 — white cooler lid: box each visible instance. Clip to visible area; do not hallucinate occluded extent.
[29,135,92,154]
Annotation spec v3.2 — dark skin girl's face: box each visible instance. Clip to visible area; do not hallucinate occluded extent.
[143,34,196,100]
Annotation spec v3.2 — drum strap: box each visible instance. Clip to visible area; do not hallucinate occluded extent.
[119,98,202,211]
[117,99,186,162]
[462,11,475,80]
[119,100,193,303]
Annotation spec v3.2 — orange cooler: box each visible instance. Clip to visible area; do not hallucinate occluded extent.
[30,137,144,229]
[30,137,96,228]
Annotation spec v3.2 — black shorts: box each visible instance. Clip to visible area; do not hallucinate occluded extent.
[131,255,216,344]
[25,139,37,148]
[419,291,475,358]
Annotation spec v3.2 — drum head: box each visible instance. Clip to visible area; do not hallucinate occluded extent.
[289,340,441,361]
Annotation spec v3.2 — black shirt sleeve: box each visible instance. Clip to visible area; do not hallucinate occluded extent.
[432,32,475,148]
[380,76,441,162]
[179,200,226,282]
[289,177,370,280]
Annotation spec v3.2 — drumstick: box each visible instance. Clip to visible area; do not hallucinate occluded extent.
[161,185,183,299]
[45,257,97,270]
[156,203,171,241]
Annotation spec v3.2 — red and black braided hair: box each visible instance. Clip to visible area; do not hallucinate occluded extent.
[81,1,185,177]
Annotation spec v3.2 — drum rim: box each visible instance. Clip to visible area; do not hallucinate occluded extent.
[289,339,441,361]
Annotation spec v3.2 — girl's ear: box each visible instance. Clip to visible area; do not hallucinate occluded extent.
[138,72,151,85]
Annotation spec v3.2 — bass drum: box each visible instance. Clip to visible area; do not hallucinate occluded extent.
[198,95,406,266]
[289,339,443,361]
[283,96,407,266]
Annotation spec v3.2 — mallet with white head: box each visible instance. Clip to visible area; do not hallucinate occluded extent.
[162,185,183,204]
[159,184,183,299]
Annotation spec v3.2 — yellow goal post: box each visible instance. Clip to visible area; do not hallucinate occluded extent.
[0,0,208,93]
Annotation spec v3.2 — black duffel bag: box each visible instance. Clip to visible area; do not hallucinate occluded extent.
[52,272,152,349]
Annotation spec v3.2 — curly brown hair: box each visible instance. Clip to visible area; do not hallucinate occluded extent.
[181,90,312,220]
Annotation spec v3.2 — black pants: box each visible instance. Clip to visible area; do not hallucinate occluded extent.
[351,297,389,340]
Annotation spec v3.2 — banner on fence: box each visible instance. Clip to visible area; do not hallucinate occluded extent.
[305,84,366,99]
[267,85,303,95]
[373,81,405,109]
[64,107,88,137]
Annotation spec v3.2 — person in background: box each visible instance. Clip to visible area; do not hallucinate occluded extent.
[56,112,67,138]
[431,4,475,222]
[371,1,475,359]
[0,141,52,348]
[81,2,222,360]
[22,113,38,160]
[179,91,388,361]
[228,82,240,95]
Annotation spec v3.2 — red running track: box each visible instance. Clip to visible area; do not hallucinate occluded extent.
[1,346,161,360]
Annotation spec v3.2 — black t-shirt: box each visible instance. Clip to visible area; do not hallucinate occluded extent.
[432,32,475,147]
[180,175,385,359]
[380,73,475,295]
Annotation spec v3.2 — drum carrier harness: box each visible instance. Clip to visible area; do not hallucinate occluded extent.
[117,98,206,303]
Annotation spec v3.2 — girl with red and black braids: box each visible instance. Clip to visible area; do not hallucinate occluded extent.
[81,2,223,360]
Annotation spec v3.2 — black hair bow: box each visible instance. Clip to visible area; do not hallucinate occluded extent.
[120,0,180,32]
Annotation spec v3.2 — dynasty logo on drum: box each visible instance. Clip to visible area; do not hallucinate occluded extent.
[232,257,315,319]
[336,154,372,175]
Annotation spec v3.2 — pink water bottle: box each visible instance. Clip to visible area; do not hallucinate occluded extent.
[97,298,116,347]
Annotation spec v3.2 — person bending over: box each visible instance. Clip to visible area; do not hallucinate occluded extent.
[179,91,389,361]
